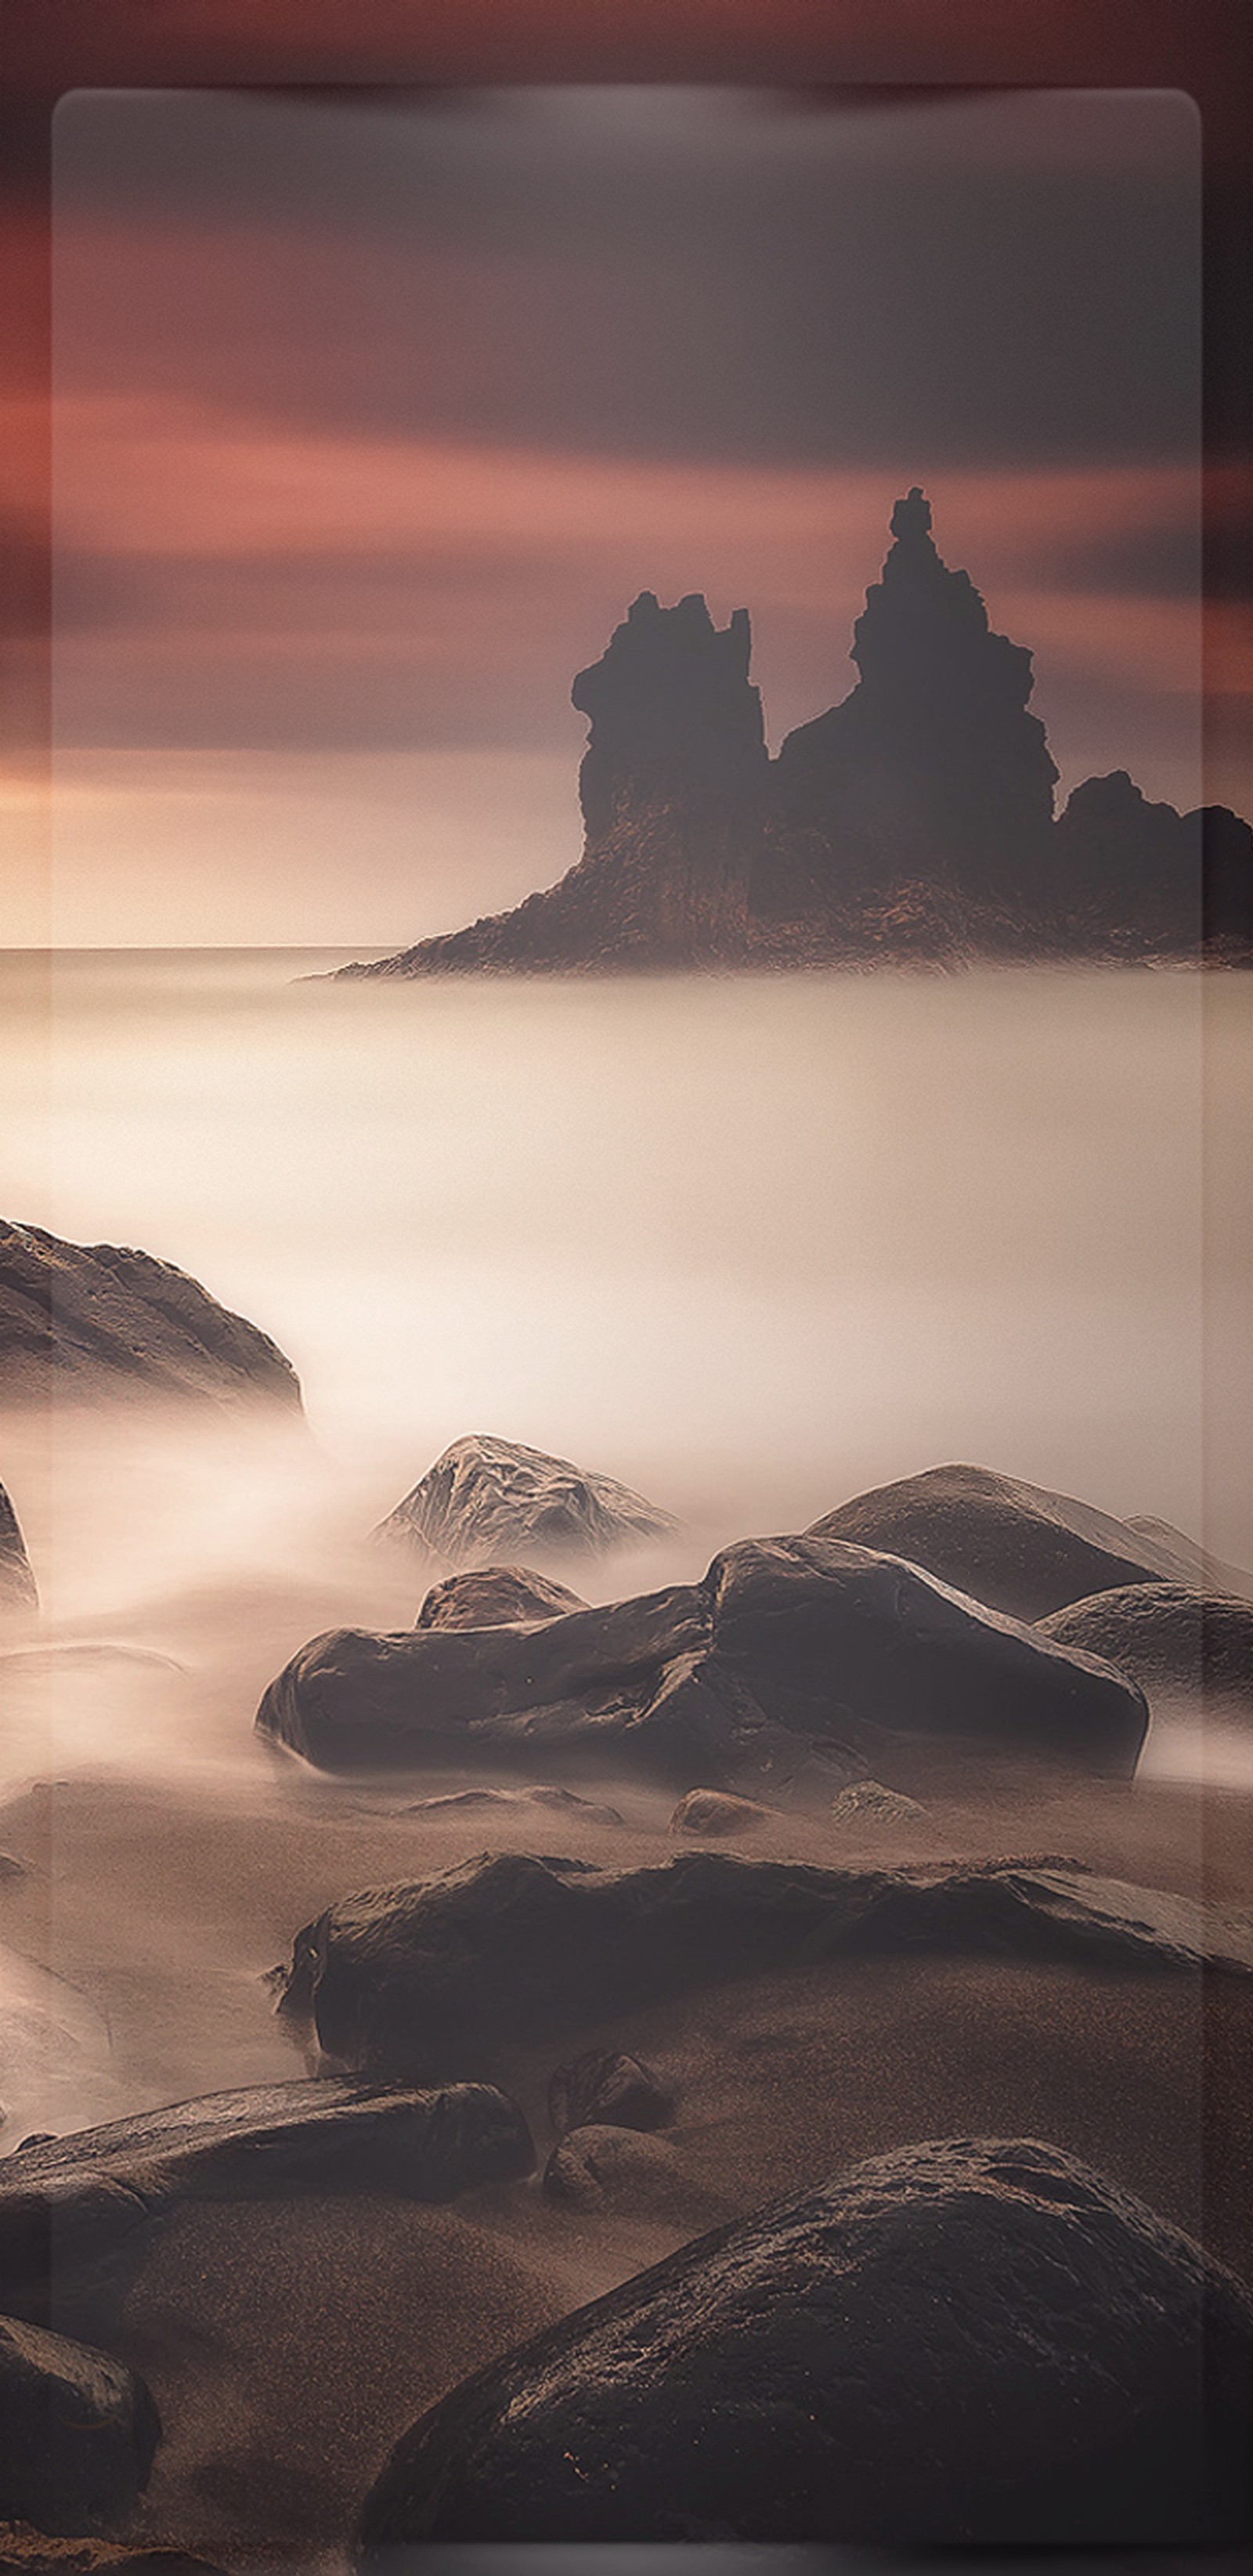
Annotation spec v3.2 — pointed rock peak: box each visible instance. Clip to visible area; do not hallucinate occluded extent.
[890,485,933,544]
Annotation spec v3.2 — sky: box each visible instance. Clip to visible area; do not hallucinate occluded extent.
[9,81,1230,945]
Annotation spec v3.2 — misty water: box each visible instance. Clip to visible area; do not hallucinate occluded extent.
[0,948,1250,1796]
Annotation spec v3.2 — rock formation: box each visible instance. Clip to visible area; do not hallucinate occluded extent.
[809,1462,1222,1622]
[257,1531,1148,1788]
[334,492,1253,976]
[547,2048,673,2138]
[274,1848,1253,2085]
[1,1480,37,1618]
[374,1433,677,1570]
[1039,1582,1253,1709]
[356,2135,1253,2548]
[416,1563,587,1630]
[0,1222,302,1414]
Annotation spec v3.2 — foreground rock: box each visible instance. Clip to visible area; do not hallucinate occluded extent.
[276,1848,1253,2083]
[0,2078,533,2326]
[374,1434,677,1569]
[0,1480,37,1617]
[0,2316,159,2536]
[416,1563,587,1629]
[258,1531,1149,1787]
[1039,1582,1253,1707]
[0,1221,302,1414]
[547,2049,673,2138]
[810,1462,1213,1621]
[358,2134,1253,2548]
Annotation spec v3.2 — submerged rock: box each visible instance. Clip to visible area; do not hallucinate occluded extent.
[829,1779,927,1826]
[275,1848,1253,2084]
[0,2315,159,2536]
[542,2123,689,2216]
[0,2538,226,2574]
[0,1221,302,1414]
[0,2077,533,2327]
[416,1563,588,1630]
[0,1483,37,1619]
[1039,1582,1253,1707]
[374,1434,678,1569]
[356,2134,1253,2548]
[405,1785,623,1826]
[547,2049,673,2138]
[810,1462,1208,1620]
[258,1530,1147,1787]
[670,1787,773,1836]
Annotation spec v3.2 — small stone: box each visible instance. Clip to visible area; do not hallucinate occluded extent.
[542,2126,689,2216]
[670,1787,772,1837]
[830,1780,926,1826]
[548,2050,673,2140]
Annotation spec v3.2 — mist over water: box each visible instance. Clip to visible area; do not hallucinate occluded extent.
[0,947,1247,1797]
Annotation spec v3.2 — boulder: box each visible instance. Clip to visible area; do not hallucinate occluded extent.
[374,1434,678,1568]
[829,1779,926,1826]
[274,1848,1253,2085]
[809,1462,1208,1620]
[1039,1582,1253,1707]
[0,2077,533,2328]
[356,2135,1253,2548]
[547,2049,673,2138]
[670,1787,772,1837]
[405,1785,623,1826]
[258,1530,1148,1787]
[416,1563,588,1630]
[0,2315,159,2536]
[0,1221,302,1414]
[0,1482,37,1618]
[542,2124,689,2215]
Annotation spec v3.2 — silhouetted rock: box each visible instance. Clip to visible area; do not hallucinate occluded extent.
[259,1529,1147,1787]
[810,1462,1209,1622]
[0,2316,159,2536]
[356,2135,1253,2549]
[547,2049,673,2138]
[670,1787,773,1837]
[0,1222,302,1414]
[1039,1582,1253,1708]
[0,1483,36,1619]
[542,2123,689,2215]
[332,493,1252,977]
[275,1848,1253,2085]
[829,1779,926,1826]
[0,2079,533,2329]
[375,1435,677,1570]
[416,1563,588,1630]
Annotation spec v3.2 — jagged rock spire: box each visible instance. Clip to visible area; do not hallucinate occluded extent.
[572,590,766,849]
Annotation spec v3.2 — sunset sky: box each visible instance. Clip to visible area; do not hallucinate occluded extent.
[15,82,1236,944]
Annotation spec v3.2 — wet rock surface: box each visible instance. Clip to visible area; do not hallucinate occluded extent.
[257,1530,1148,1786]
[415,1563,588,1630]
[275,1847,1253,2084]
[0,2315,160,2538]
[1039,1582,1253,1706]
[809,1461,1208,1621]
[547,2049,673,2138]
[0,2079,533,2328]
[356,2134,1253,2549]
[0,1221,302,1414]
[374,1433,677,1569]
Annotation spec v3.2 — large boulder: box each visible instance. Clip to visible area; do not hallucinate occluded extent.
[0,2316,159,2536]
[374,1434,677,1569]
[1,1480,37,1617]
[1039,1582,1253,1709]
[356,2135,1253,2549]
[258,1531,1148,1787]
[809,1462,1209,1621]
[274,1848,1253,2085]
[0,2078,533,2328]
[0,1221,302,1414]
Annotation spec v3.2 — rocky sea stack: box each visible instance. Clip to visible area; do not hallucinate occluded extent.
[338,491,1252,977]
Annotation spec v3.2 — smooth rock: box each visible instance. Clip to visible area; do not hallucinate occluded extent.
[0,2078,533,2326]
[415,1564,587,1631]
[275,1848,1253,2084]
[356,2135,1253,2548]
[1039,1582,1253,1707]
[374,1433,677,1567]
[809,1461,1208,1620]
[0,2315,159,2536]
[670,1787,773,1837]
[0,1220,302,1414]
[547,2049,673,2138]
[542,2124,688,2215]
